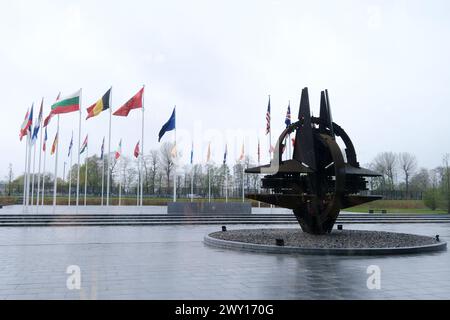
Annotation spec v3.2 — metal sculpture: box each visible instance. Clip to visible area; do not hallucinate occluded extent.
[245,88,382,234]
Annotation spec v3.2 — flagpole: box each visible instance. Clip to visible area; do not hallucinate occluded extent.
[84,140,88,206]
[118,157,122,206]
[42,139,46,206]
[23,134,29,212]
[208,165,211,203]
[53,115,60,212]
[140,85,145,207]
[242,162,245,203]
[225,164,228,203]
[31,139,37,206]
[101,143,105,206]
[268,95,271,161]
[68,142,73,206]
[173,105,177,203]
[190,167,194,203]
[36,102,43,213]
[76,90,82,210]
[106,87,112,207]
[136,157,139,206]
[26,133,32,208]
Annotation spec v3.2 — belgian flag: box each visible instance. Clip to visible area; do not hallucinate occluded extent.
[86,88,111,120]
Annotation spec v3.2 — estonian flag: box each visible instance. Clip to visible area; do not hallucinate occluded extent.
[158,107,176,142]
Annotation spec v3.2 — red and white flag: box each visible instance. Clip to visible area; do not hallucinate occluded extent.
[115,139,122,160]
[134,141,140,158]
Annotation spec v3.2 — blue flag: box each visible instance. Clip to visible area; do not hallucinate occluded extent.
[68,132,73,157]
[223,144,228,164]
[158,107,176,142]
[285,103,291,127]
[190,142,194,165]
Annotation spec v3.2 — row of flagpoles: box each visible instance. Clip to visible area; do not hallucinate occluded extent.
[19,88,293,210]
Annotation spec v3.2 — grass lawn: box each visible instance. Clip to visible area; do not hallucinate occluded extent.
[345,200,448,214]
[2,197,447,213]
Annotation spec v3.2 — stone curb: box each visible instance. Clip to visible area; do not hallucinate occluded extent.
[204,234,447,256]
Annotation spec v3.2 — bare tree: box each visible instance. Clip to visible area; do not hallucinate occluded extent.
[399,152,417,194]
[373,152,397,190]
[443,153,450,213]
[409,168,430,192]
[159,142,175,194]
[7,163,13,196]
[147,150,159,194]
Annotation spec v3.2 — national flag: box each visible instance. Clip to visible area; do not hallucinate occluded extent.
[206,142,211,163]
[43,127,48,152]
[223,144,228,165]
[100,137,105,160]
[115,139,122,160]
[86,88,111,120]
[80,135,88,155]
[19,108,29,141]
[44,93,60,127]
[23,104,34,137]
[190,142,194,165]
[158,107,176,142]
[67,132,73,157]
[31,99,44,143]
[285,102,291,127]
[134,141,140,158]
[50,133,58,155]
[239,143,245,161]
[266,96,271,135]
[113,87,144,117]
[51,90,81,115]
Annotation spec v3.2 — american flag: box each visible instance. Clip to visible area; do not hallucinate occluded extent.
[285,102,291,127]
[265,96,271,135]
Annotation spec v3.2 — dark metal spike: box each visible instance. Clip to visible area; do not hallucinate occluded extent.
[293,87,316,171]
[319,90,334,137]
[325,89,334,137]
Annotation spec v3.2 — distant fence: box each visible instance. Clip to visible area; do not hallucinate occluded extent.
[4,186,424,203]
[360,190,423,200]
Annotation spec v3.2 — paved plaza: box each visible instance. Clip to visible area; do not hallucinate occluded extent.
[0,206,449,299]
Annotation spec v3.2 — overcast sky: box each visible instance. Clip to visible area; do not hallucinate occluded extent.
[1,0,449,179]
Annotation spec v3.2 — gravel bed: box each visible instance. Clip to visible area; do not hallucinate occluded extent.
[209,228,440,249]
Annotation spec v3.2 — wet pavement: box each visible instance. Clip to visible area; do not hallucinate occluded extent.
[0,219,448,300]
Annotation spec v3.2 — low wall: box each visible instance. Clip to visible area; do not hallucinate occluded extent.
[167,202,252,215]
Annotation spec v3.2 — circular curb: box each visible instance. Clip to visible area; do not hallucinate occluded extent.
[204,234,447,256]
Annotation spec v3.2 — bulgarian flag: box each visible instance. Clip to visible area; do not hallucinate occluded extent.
[115,139,122,160]
[50,133,58,155]
[51,89,81,115]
